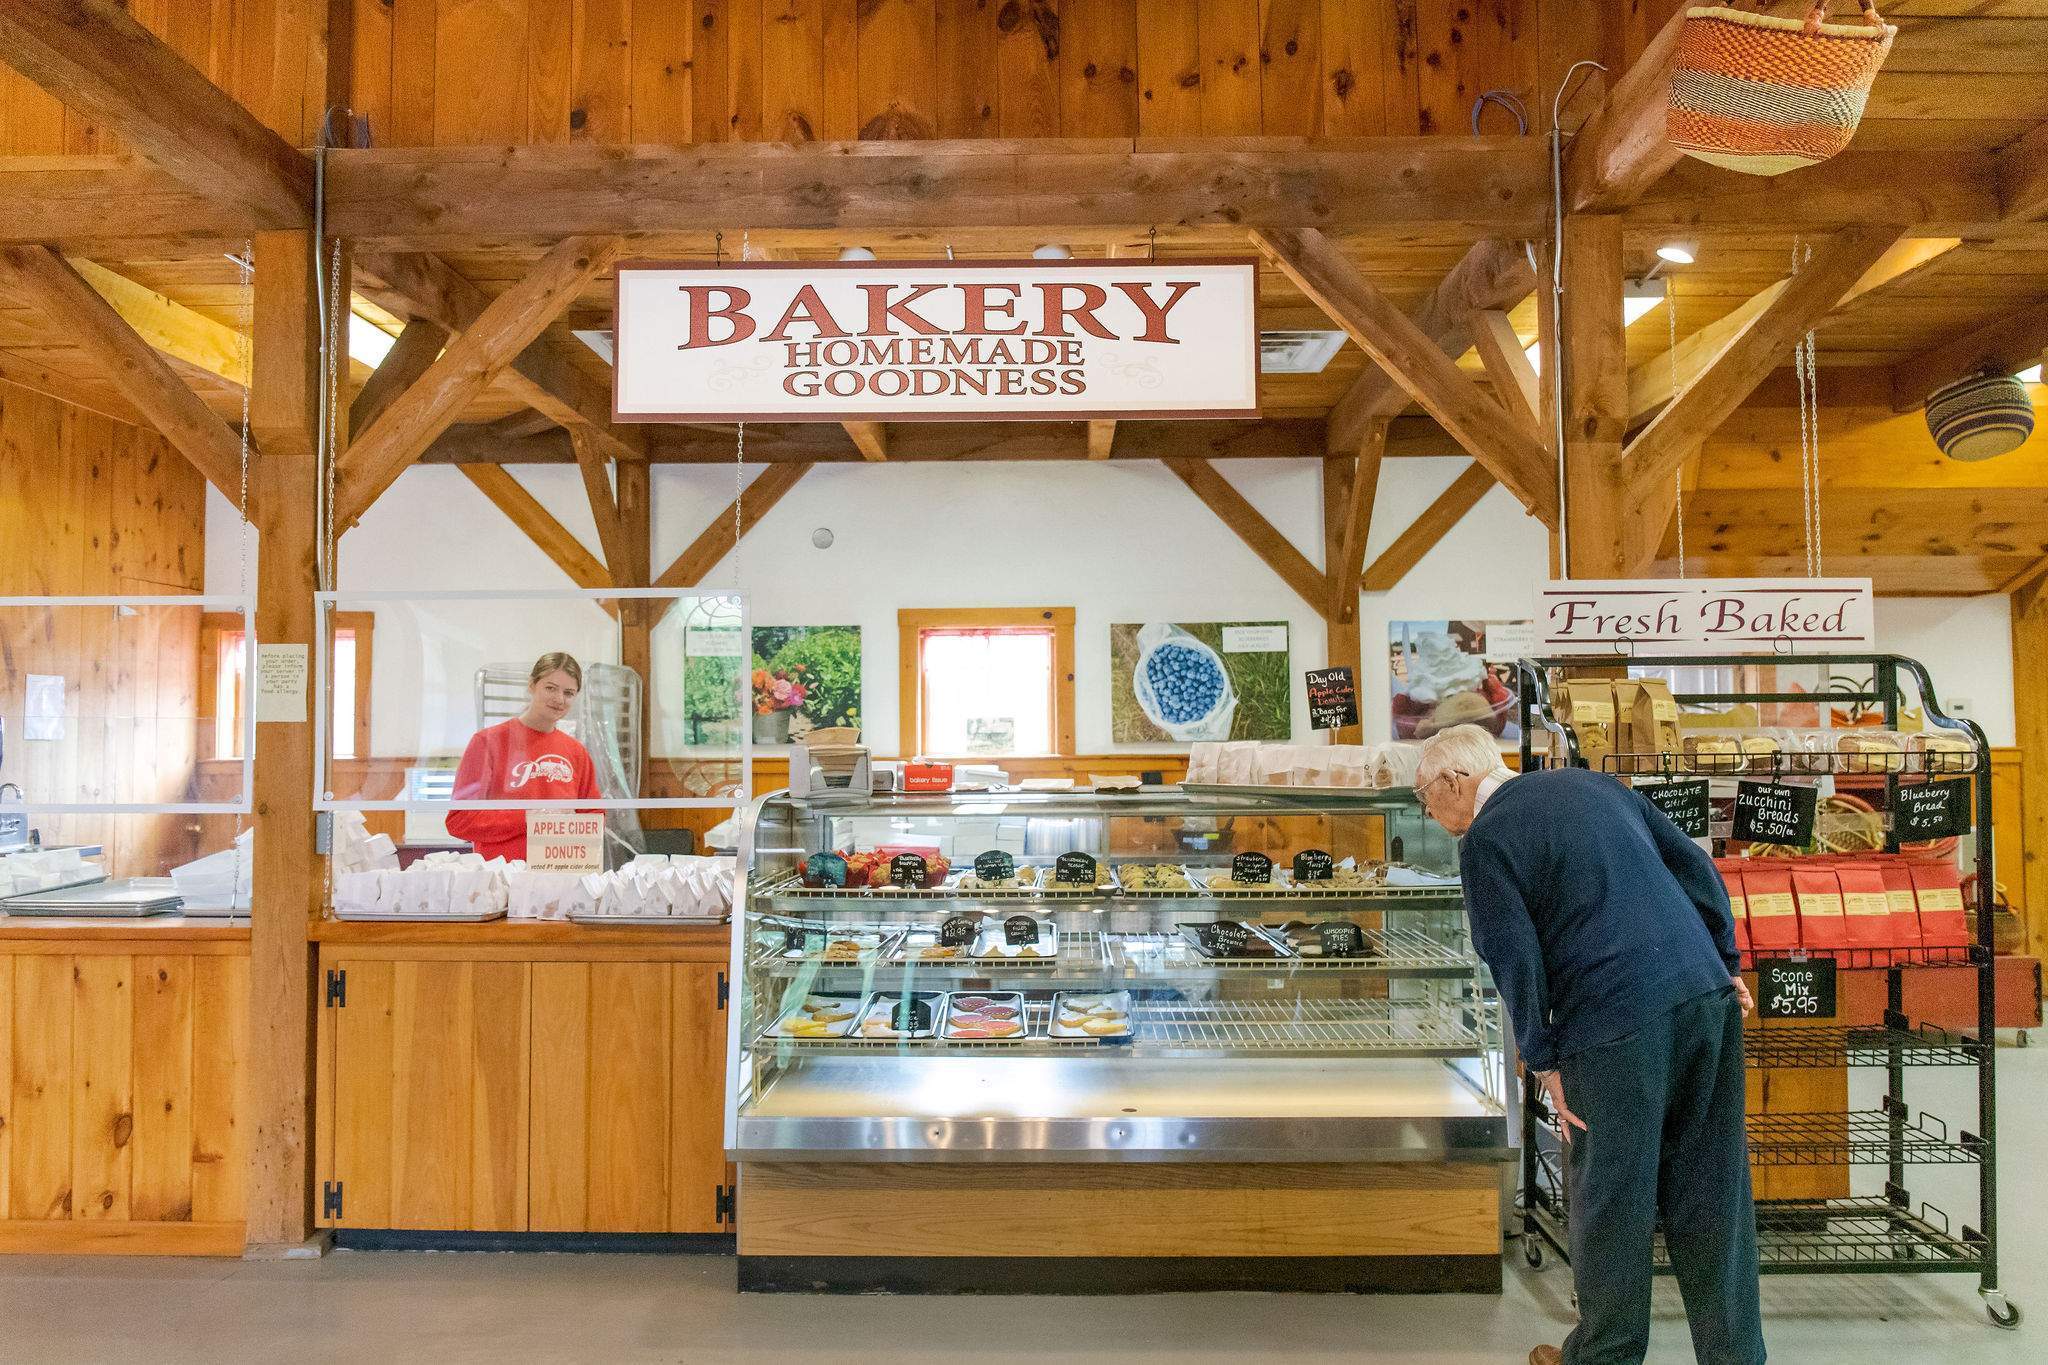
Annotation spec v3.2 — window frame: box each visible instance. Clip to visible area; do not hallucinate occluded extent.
[200,609,374,761]
[898,607,1076,759]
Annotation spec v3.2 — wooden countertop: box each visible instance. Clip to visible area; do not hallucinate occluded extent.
[0,914,251,947]
[313,916,732,961]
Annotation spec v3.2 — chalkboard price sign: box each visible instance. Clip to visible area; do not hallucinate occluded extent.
[1197,920,1255,954]
[890,853,931,888]
[1053,851,1098,885]
[1305,666,1360,731]
[938,914,981,947]
[783,925,821,955]
[1231,851,1274,884]
[1004,914,1042,946]
[1894,779,1971,842]
[1642,780,1712,838]
[973,849,1016,881]
[887,997,935,1034]
[1293,848,1336,882]
[1732,781,1818,846]
[1317,920,1365,957]
[1757,957,1837,1020]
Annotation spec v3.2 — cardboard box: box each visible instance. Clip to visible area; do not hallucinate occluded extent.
[1879,861,1926,960]
[1792,865,1849,959]
[1909,861,1970,949]
[1741,864,1800,953]
[1835,862,1893,965]
[1632,679,1682,764]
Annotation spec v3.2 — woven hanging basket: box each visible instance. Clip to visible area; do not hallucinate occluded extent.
[1668,2,1897,176]
[1924,372,2036,462]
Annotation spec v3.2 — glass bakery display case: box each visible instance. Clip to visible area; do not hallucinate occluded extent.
[724,785,1512,1166]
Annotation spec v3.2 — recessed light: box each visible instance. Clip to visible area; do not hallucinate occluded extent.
[1655,240,1698,266]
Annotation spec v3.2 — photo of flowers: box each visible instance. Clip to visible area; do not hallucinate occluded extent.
[681,625,863,747]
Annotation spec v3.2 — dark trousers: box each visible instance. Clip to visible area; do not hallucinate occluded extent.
[1559,987,1766,1365]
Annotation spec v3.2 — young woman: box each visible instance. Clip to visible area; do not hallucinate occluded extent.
[445,652,604,862]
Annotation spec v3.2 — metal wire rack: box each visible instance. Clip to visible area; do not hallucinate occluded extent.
[1119,927,1477,978]
[1741,1021,1985,1069]
[1743,1108,1984,1168]
[1599,750,1979,779]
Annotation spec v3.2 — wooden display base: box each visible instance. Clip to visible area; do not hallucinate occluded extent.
[736,1160,1501,1293]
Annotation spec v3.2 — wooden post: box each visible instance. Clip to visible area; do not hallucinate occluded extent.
[1322,454,1363,747]
[244,228,331,1252]
[2014,580,2048,962]
[1555,216,1629,577]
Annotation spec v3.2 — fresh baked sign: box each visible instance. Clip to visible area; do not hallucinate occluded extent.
[1536,578,1873,656]
[612,259,1259,421]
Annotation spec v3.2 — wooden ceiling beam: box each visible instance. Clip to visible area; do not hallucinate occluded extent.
[1162,456,1330,611]
[1254,225,1558,528]
[0,348,145,425]
[348,319,449,436]
[1087,420,1116,461]
[0,0,309,228]
[456,464,617,617]
[1562,8,1688,214]
[324,140,1551,248]
[569,426,634,583]
[1469,309,1541,433]
[0,244,239,497]
[653,462,815,597]
[1622,226,1908,502]
[1362,463,1498,593]
[1623,151,2004,235]
[353,249,645,463]
[62,257,251,387]
[1325,238,1537,456]
[842,420,889,462]
[1887,297,2048,414]
[1997,119,2048,223]
[1332,420,1387,624]
[336,236,620,525]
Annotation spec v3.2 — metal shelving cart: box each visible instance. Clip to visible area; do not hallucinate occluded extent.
[1513,652,2017,1330]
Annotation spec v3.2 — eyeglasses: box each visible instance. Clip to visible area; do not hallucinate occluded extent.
[1415,770,1465,807]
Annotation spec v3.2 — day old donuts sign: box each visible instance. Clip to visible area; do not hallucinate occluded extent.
[612,259,1259,421]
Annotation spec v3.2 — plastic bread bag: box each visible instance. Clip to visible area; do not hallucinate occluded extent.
[1289,745,1333,787]
[1373,742,1423,789]
[1218,740,1259,784]
[1186,741,1221,783]
[332,869,380,915]
[1130,622,1239,741]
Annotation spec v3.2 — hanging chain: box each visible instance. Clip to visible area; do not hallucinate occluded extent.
[230,244,256,915]
[730,231,747,592]
[1792,240,1821,577]
[324,235,345,592]
[1668,279,1686,577]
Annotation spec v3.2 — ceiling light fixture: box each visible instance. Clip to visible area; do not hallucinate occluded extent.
[837,246,876,262]
[1655,240,1698,266]
[1032,243,1071,260]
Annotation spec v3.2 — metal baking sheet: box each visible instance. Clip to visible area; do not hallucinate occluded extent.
[1175,921,1295,963]
[567,911,726,927]
[1048,990,1134,1042]
[1,877,178,917]
[938,992,1030,1043]
[0,869,109,900]
[331,907,508,923]
[767,993,863,1039]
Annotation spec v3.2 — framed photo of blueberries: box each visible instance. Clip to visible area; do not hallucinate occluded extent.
[1109,620,1291,743]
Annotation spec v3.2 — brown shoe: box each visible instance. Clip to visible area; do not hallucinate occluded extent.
[1528,1349,1563,1365]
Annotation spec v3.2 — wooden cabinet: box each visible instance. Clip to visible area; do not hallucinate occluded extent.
[0,931,249,1255]
[315,934,731,1236]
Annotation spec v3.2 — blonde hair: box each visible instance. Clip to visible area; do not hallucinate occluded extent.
[529,652,583,688]
[1417,724,1514,790]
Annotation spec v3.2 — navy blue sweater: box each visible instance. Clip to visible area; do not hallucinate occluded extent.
[1458,767,1739,1072]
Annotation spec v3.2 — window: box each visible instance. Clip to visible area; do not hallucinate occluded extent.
[899,608,1074,758]
[200,612,373,760]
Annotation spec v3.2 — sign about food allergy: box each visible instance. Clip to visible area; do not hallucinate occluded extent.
[1535,578,1873,657]
[612,259,1260,421]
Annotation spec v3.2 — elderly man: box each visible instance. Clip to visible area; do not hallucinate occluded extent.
[1415,724,1765,1365]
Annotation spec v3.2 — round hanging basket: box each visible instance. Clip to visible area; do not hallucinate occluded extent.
[1924,372,2036,462]
[1667,2,1897,177]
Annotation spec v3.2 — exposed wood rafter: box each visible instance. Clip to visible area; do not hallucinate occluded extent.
[337,236,620,524]
[1888,297,2048,415]
[843,420,889,462]
[653,462,816,605]
[348,319,449,435]
[1253,226,1558,527]
[1998,119,2048,224]
[0,244,240,496]
[64,257,251,387]
[1561,8,1688,214]
[1162,456,1330,611]
[0,0,309,228]
[1469,310,1541,433]
[1331,420,1387,624]
[569,426,634,583]
[1363,464,1498,593]
[457,465,614,596]
[1087,421,1116,461]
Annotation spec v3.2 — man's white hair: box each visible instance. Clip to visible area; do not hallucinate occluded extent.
[1416,724,1515,789]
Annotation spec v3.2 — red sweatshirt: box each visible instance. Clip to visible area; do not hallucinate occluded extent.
[444,718,603,862]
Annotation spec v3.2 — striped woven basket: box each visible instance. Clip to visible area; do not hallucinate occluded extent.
[1668,2,1897,176]
[1924,372,2036,462]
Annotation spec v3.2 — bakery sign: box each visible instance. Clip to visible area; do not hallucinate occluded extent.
[611,259,1259,421]
[1535,578,1874,657]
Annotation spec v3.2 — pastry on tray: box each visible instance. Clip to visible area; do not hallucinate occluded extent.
[1116,862,1193,892]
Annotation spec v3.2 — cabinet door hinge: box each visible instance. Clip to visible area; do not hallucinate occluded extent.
[715,1183,736,1226]
[716,971,729,1011]
[325,967,347,1008]
[322,1180,344,1220]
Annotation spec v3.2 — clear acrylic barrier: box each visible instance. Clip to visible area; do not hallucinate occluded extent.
[0,596,253,814]
[313,589,749,813]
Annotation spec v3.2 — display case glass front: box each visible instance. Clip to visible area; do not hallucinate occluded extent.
[726,786,1511,1164]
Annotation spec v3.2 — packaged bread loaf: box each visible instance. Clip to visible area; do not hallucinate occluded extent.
[1289,745,1333,788]
[1681,732,1744,775]
[1373,741,1423,789]
[1836,729,1906,773]
[1907,729,1975,773]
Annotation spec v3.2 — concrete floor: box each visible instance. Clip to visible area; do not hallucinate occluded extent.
[3,1046,2042,1365]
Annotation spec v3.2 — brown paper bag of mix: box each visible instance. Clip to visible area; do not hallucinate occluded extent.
[1611,680,1644,772]
[1555,680,1619,774]
[1631,679,1683,766]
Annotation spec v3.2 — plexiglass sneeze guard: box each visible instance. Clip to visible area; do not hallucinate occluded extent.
[726,786,1512,1164]
[312,589,749,815]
